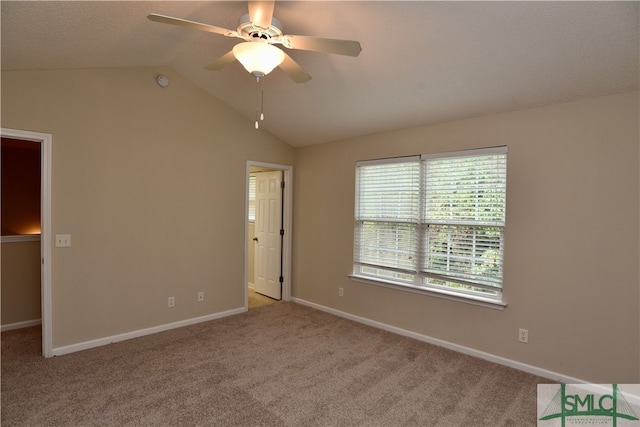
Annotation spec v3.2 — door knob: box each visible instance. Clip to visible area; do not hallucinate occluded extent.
[253,237,259,242]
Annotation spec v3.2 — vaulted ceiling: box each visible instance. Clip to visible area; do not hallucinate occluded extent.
[2,1,638,147]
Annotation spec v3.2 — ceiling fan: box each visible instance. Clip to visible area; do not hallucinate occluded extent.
[148,0,362,83]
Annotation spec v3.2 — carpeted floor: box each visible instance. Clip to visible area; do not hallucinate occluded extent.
[2,302,548,426]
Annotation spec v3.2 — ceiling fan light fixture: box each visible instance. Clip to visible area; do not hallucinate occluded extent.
[233,42,285,79]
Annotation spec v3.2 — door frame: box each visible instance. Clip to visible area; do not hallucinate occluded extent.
[1,128,53,357]
[244,161,292,307]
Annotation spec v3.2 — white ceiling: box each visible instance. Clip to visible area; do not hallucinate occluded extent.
[2,1,638,147]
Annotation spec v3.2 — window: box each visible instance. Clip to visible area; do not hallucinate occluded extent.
[353,147,507,304]
[248,174,257,222]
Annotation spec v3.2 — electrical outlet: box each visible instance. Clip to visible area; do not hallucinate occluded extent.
[168,296,175,308]
[519,328,528,343]
[197,291,204,302]
[338,287,344,297]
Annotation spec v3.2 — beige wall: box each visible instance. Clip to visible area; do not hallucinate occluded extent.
[2,66,637,383]
[292,91,639,383]
[1,240,41,325]
[1,68,294,348]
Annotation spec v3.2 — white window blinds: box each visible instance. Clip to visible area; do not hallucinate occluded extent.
[354,147,507,299]
[354,157,420,277]
[422,147,507,293]
[248,175,256,221]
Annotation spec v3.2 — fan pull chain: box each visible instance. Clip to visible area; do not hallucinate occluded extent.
[254,77,266,130]
[255,91,265,129]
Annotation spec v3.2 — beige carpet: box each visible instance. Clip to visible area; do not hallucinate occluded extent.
[2,302,548,426]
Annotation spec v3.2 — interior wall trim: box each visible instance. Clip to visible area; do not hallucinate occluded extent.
[1,127,52,358]
[51,307,246,357]
[291,297,586,385]
[1,318,42,332]
[1,235,41,243]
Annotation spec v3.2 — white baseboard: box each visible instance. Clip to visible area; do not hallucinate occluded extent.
[52,307,246,357]
[1,318,42,332]
[24,298,640,405]
[291,297,587,385]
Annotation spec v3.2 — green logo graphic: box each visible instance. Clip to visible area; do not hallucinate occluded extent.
[539,384,639,427]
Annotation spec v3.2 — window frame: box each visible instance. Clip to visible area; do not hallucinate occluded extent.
[352,146,508,309]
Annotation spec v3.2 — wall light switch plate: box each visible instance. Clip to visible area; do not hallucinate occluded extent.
[55,234,71,247]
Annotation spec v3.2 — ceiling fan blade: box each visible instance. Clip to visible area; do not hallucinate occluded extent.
[248,1,275,29]
[147,13,240,38]
[279,53,312,84]
[281,35,362,57]
[204,51,237,70]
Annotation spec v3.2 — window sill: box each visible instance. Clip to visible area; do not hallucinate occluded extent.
[348,274,507,310]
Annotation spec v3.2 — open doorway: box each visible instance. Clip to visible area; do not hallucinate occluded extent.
[1,128,52,357]
[1,137,42,331]
[245,161,292,310]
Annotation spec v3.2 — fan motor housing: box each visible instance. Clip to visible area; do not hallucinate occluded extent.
[238,14,283,40]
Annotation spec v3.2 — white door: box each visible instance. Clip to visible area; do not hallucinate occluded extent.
[253,171,283,300]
